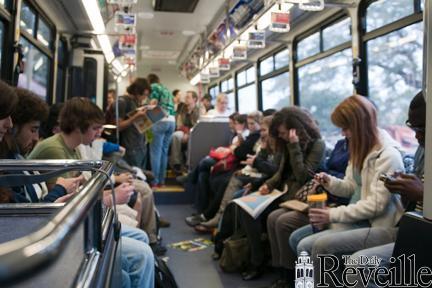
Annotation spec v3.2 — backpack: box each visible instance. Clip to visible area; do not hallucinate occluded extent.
[154,256,178,288]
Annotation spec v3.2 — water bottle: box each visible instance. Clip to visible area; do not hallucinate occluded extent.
[307,193,328,233]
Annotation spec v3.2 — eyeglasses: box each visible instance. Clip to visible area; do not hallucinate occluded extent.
[405,120,425,133]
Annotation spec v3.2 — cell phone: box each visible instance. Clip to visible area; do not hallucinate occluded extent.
[379,173,396,183]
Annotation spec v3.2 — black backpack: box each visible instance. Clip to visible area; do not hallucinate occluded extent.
[154,256,178,288]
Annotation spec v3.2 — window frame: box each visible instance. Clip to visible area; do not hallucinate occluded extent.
[258,46,290,110]
[294,13,353,107]
[18,0,57,103]
[359,0,424,97]
[220,75,236,111]
[236,65,257,112]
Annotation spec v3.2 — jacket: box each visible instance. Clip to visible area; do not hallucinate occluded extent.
[326,129,405,228]
[266,139,326,201]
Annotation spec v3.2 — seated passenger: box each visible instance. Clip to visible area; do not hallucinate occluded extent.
[265,137,349,288]
[347,91,425,288]
[170,90,200,174]
[240,107,326,281]
[193,111,263,232]
[200,93,214,115]
[27,97,155,287]
[1,88,81,203]
[185,113,250,225]
[205,93,231,117]
[291,95,405,285]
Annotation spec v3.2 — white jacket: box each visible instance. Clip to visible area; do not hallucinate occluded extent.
[327,129,405,228]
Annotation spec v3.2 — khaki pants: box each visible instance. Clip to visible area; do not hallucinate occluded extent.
[133,179,158,244]
[267,208,310,269]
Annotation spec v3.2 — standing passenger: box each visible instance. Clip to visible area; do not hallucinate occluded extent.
[117,78,151,170]
[148,73,176,187]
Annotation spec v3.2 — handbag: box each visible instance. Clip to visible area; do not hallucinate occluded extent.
[219,205,250,273]
[211,153,237,175]
[294,179,320,202]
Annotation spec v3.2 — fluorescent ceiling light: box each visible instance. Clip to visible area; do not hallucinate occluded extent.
[182,30,196,36]
[97,34,115,63]
[81,0,105,33]
[112,59,125,74]
[138,12,154,19]
[90,39,98,49]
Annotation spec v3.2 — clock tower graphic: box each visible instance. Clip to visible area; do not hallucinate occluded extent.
[295,251,314,288]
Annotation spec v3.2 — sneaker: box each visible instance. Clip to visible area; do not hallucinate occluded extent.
[150,243,167,256]
[185,214,206,227]
[159,218,171,228]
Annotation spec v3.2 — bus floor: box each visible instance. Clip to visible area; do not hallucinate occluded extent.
[158,204,277,288]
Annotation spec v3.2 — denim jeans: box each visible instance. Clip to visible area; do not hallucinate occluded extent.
[121,225,154,288]
[150,120,175,185]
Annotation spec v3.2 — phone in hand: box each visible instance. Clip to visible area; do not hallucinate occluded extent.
[379,173,396,183]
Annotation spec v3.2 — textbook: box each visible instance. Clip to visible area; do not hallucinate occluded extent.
[233,187,287,219]
[128,105,166,133]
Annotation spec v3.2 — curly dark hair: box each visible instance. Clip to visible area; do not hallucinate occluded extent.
[12,88,49,126]
[0,80,17,119]
[270,106,321,152]
[127,78,151,96]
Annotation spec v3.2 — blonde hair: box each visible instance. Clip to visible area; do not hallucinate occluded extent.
[331,95,380,170]
[216,93,228,103]
[247,111,263,125]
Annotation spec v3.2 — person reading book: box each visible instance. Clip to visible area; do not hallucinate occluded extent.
[238,107,326,281]
[117,78,151,171]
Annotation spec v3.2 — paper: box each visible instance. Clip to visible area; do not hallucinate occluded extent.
[169,238,213,252]
[279,199,309,212]
[233,187,286,219]
[128,105,166,134]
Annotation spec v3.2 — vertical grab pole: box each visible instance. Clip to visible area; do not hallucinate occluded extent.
[423,0,432,220]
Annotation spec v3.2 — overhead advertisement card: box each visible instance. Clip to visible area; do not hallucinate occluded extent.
[209,67,220,78]
[119,34,137,50]
[218,58,230,71]
[270,12,290,33]
[200,72,210,84]
[232,45,247,60]
[248,31,266,49]
[114,11,136,28]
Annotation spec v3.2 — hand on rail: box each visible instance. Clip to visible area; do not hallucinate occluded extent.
[54,192,77,203]
[56,175,84,194]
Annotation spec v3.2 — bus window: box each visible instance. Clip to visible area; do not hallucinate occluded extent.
[18,37,50,101]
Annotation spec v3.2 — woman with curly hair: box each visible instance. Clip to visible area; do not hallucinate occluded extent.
[240,106,326,281]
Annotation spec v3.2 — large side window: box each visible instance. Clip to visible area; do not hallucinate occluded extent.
[259,48,290,110]
[299,49,353,144]
[18,37,50,100]
[296,16,352,146]
[236,66,257,113]
[220,77,235,112]
[18,1,55,102]
[365,0,423,153]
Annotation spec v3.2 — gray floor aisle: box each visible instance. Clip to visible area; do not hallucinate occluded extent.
[158,205,277,288]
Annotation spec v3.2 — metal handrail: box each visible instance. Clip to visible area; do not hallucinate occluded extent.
[0,160,113,284]
[0,159,104,170]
